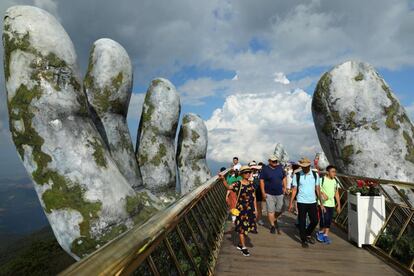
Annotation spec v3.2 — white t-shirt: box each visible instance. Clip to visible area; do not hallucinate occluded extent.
[233,163,242,171]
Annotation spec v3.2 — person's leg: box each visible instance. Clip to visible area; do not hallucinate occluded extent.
[323,207,334,244]
[316,206,326,242]
[257,201,264,225]
[306,203,318,238]
[297,203,307,243]
[274,195,284,234]
[239,233,245,247]
[266,194,277,233]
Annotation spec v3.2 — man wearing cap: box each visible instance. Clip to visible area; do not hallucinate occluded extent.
[259,155,287,234]
[289,157,325,248]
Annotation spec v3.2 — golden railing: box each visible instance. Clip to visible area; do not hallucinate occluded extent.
[333,173,414,274]
[60,172,229,276]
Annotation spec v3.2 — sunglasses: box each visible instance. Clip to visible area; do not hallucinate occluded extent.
[242,171,252,174]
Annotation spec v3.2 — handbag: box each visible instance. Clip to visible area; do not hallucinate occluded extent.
[230,182,243,216]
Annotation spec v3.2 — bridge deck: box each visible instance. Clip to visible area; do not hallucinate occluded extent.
[215,213,400,275]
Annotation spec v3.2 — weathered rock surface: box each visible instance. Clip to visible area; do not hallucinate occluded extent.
[3,6,159,259]
[136,78,180,198]
[273,143,289,164]
[84,38,143,190]
[177,113,211,194]
[312,60,414,204]
[315,152,329,171]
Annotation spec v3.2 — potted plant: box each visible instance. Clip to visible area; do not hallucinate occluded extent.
[348,179,386,247]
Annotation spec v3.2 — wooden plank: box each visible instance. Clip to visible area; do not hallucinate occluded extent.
[215,213,401,275]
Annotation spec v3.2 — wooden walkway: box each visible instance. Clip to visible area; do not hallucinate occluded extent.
[215,213,400,276]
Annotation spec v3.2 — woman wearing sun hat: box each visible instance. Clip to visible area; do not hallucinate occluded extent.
[219,165,257,257]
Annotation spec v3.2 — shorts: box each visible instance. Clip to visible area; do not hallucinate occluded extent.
[255,187,263,202]
[266,194,285,213]
[319,206,334,228]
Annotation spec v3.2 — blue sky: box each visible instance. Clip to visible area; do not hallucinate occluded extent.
[1,0,414,179]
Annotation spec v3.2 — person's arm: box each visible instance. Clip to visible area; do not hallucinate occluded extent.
[260,179,266,200]
[259,169,267,200]
[335,189,341,213]
[219,174,234,190]
[282,176,287,195]
[289,175,297,212]
[253,192,258,218]
[316,178,326,213]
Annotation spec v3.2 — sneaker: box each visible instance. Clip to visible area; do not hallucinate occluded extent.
[306,236,316,244]
[241,248,250,256]
[323,236,331,244]
[301,241,309,248]
[236,244,243,251]
[258,219,265,226]
[316,232,324,243]
[270,226,276,234]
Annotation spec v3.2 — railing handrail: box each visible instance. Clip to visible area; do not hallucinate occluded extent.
[334,172,414,189]
[60,171,228,276]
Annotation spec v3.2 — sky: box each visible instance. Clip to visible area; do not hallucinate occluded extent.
[1,0,414,179]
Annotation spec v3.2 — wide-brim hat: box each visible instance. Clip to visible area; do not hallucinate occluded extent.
[269,154,278,161]
[298,157,312,167]
[239,165,253,174]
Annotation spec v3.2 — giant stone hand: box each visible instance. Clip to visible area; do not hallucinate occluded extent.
[3,5,168,259]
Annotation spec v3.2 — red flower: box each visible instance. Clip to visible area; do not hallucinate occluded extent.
[357,180,365,188]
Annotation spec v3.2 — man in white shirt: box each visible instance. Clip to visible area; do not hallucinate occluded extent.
[232,156,242,171]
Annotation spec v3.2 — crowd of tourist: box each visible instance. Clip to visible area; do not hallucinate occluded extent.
[218,154,342,257]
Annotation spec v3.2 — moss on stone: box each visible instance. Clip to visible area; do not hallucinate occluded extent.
[191,162,201,171]
[346,111,357,129]
[354,72,364,81]
[312,72,331,113]
[182,115,190,125]
[403,131,414,163]
[71,224,127,257]
[117,126,133,151]
[341,145,354,165]
[151,144,166,166]
[356,150,362,154]
[88,138,107,168]
[382,84,400,130]
[111,72,123,90]
[42,173,102,233]
[371,122,380,131]
[126,193,158,225]
[151,79,163,87]
[3,30,31,80]
[331,111,341,123]
[191,130,200,143]
[141,99,155,126]
[194,176,202,187]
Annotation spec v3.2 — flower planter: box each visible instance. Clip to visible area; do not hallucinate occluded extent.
[347,191,386,247]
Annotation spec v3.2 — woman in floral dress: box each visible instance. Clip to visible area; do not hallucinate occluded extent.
[220,165,257,257]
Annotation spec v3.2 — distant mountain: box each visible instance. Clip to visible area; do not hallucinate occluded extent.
[0,226,75,275]
[0,177,48,236]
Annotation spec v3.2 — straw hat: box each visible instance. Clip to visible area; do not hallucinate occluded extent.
[298,157,312,167]
[239,165,253,174]
[269,154,278,161]
[248,161,257,166]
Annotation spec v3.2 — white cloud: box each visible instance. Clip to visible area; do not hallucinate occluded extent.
[206,90,321,164]
[274,72,290,84]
